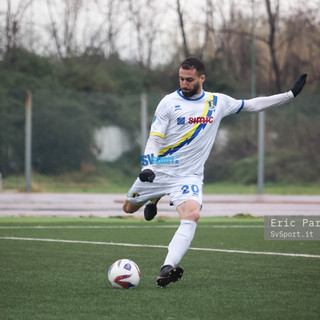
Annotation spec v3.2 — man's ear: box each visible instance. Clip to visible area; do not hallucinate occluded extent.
[200,74,205,84]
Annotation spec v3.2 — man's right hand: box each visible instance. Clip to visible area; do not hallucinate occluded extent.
[139,169,155,183]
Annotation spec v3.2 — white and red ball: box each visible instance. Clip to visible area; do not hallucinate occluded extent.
[108,259,140,289]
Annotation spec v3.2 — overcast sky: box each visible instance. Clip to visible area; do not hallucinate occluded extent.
[1,0,319,66]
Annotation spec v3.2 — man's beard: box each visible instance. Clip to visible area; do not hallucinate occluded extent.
[181,82,200,98]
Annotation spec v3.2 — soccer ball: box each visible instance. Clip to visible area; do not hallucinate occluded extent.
[108,259,140,289]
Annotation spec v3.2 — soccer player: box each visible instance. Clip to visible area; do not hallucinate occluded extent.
[122,57,307,287]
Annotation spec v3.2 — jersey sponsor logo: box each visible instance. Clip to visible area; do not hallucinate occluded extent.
[177,117,185,125]
[188,116,213,124]
[175,105,181,111]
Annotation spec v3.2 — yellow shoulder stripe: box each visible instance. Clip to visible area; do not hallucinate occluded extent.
[150,132,165,138]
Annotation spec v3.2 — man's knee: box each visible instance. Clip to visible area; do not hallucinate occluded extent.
[188,209,200,222]
[177,200,201,222]
[123,200,141,214]
[123,202,133,213]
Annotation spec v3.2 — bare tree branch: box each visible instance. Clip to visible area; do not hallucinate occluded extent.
[176,0,189,58]
[4,0,34,52]
[124,0,162,68]
[45,0,83,58]
[265,0,281,91]
[199,0,215,59]
[46,0,63,59]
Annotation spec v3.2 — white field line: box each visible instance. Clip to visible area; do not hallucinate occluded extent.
[0,225,263,229]
[0,236,319,259]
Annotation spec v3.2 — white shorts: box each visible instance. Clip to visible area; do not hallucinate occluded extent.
[126,172,203,208]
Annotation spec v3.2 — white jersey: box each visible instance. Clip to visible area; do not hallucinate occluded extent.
[149,89,244,178]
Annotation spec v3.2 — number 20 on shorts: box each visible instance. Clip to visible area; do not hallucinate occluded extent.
[181,184,199,195]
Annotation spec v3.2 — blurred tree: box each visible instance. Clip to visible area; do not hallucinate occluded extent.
[0,90,25,176]
[32,90,95,174]
[199,0,215,60]
[264,0,281,92]
[0,48,60,89]
[125,0,165,68]
[46,0,83,58]
[2,0,34,54]
[281,8,320,88]
[176,0,189,58]
[85,0,123,58]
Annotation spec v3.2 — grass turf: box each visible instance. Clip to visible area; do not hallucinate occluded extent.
[0,217,319,320]
[3,173,320,194]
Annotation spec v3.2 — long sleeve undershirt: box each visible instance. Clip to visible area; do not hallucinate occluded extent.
[242,91,294,113]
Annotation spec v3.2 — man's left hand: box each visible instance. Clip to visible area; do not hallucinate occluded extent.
[290,74,307,97]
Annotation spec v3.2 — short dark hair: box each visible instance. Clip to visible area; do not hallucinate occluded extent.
[180,57,205,76]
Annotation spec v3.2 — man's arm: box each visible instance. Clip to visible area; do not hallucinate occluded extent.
[243,74,307,113]
[139,135,163,182]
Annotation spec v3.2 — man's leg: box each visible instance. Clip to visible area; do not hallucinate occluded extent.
[122,200,144,214]
[156,200,200,287]
[164,200,200,265]
[123,173,166,215]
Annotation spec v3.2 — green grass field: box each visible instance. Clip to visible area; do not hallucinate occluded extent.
[3,173,320,194]
[0,217,319,320]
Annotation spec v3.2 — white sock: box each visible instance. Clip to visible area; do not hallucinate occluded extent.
[163,219,197,267]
